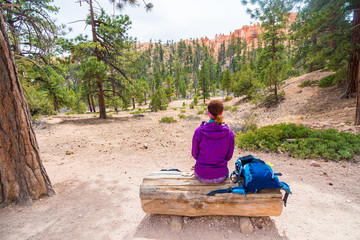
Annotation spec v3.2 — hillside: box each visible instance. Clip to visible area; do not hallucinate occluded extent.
[0,71,359,240]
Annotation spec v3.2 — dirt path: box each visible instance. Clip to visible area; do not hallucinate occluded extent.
[0,72,359,240]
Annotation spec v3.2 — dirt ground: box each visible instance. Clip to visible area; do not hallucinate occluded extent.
[1,71,359,240]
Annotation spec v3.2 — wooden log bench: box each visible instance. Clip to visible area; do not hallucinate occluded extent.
[139,171,284,217]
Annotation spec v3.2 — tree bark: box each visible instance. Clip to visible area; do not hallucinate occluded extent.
[97,77,107,119]
[89,0,106,119]
[87,95,93,112]
[346,5,360,99]
[0,10,54,206]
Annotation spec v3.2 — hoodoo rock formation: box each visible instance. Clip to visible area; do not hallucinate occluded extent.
[137,12,297,59]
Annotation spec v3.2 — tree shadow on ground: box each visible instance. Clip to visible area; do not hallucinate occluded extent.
[134,214,289,240]
[57,116,133,126]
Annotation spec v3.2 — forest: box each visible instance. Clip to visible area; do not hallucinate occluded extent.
[0,0,359,121]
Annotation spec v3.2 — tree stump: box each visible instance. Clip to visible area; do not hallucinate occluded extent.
[139,171,283,217]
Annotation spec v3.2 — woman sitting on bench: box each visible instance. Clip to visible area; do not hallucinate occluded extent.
[191,100,235,184]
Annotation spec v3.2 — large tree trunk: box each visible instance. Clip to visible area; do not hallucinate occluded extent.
[356,66,360,125]
[89,0,106,119]
[345,5,360,99]
[351,5,360,125]
[0,10,54,206]
[97,77,107,119]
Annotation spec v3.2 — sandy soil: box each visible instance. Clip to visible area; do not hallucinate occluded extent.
[0,71,359,240]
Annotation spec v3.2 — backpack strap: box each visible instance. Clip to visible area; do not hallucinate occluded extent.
[280,182,292,207]
[207,186,246,196]
[207,187,233,196]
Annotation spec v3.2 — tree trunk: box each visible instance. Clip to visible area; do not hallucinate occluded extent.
[355,5,360,125]
[53,95,58,112]
[90,0,106,119]
[356,65,360,125]
[111,80,118,113]
[0,10,54,206]
[345,5,360,99]
[87,95,93,112]
[308,34,317,73]
[97,77,106,119]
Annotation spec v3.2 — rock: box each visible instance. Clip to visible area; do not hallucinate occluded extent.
[133,114,145,118]
[66,151,74,155]
[170,216,183,232]
[346,199,352,203]
[239,217,254,234]
[143,143,148,149]
[310,161,321,167]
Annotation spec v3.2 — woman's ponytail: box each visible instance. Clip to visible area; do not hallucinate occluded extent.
[213,115,224,125]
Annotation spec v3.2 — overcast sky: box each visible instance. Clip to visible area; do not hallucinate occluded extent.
[52,0,252,43]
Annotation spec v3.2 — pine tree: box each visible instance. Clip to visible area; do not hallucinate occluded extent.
[243,0,295,101]
[199,60,210,103]
[222,68,232,96]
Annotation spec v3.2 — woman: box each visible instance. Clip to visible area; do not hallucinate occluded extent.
[191,100,235,184]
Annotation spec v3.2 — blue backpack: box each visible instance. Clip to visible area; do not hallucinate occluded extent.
[208,155,292,206]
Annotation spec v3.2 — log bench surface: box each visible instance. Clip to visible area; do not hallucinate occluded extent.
[139,171,283,217]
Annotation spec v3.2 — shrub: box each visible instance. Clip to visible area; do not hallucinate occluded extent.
[318,69,346,88]
[178,114,186,119]
[159,117,177,123]
[182,102,186,107]
[225,96,232,102]
[197,110,204,115]
[230,106,239,112]
[193,95,199,105]
[180,106,186,109]
[171,107,178,111]
[235,123,360,161]
[130,109,146,114]
[150,87,168,112]
[180,110,186,113]
[298,80,317,87]
[224,106,231,111]
[189,102,194,109]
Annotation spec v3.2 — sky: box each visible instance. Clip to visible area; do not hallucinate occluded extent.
[52,0,253,43]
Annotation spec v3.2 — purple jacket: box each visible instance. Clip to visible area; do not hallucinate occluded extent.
[192,122,235,179]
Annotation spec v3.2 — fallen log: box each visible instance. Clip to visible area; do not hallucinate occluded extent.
[139,171,283,217]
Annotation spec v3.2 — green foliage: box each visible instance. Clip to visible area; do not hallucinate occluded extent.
[193,94,199,106]
[178,114,186,118]
[130,109,146,114]
[159,117,177,123]
[298,80,317,88]
[197,110,204,115]
[222,69,233,96]
[318,69,346,88]
[224,96,233,102]
[150,87,168,111]
[23,84,56,116]
[171,107,178,110]
[180,110,186,113]
[224,106,231,111]
[230,106,239,112]
[189,102,195,109]
[233,63,257,97]
[182,101,186,107]
[235,124,360,161]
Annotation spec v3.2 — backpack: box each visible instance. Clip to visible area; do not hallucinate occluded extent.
[208,155,292,206]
